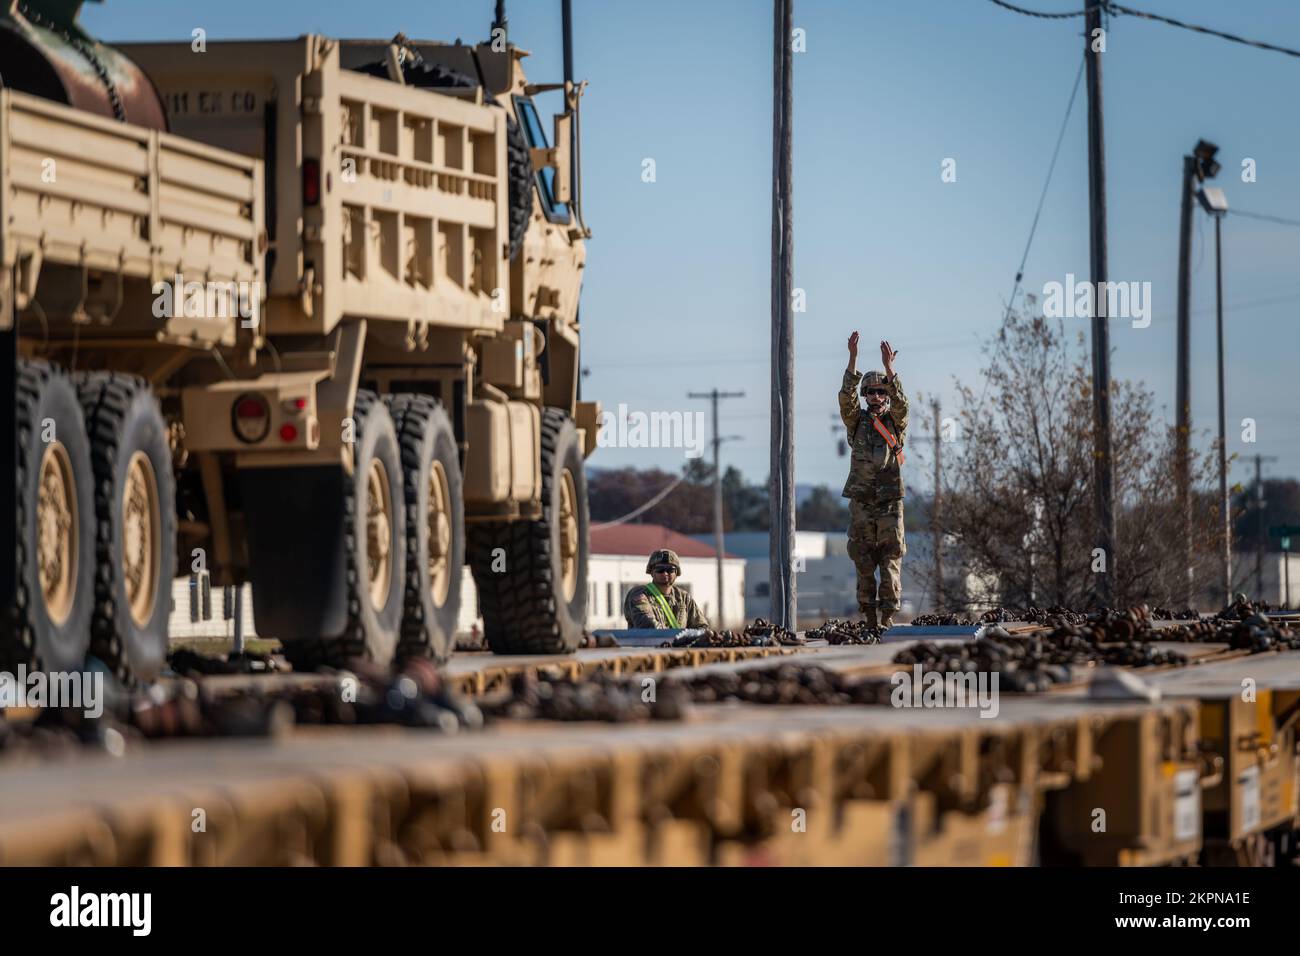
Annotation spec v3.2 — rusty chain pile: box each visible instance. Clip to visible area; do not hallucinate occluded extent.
[1149,606,1202,620]
[978,606,1091,625]
[0,654,486,755]
[910,612,975,625]
[136,655,486,736]
[895,606,1298,694]
[894,625,1186,694]
[662,618,803,648]
[1089,604,1299,652]
[804,618,881,645]
[5,606,1297,754]
[668,663,895,706]
[479,670,691,723]
[912,607,1089,626]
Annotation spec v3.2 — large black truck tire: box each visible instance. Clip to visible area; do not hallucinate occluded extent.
[3,359,96,674]
[469,408,589,654]
[386,393,464,663]
[78,372,177,684]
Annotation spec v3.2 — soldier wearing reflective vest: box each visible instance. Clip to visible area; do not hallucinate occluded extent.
[623,549,711,629]
[839,334,909,629]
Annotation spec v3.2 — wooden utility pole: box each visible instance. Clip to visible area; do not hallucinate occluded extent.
[689,388,744,627]
[1084,0,1115,607]
[931,398,943,611]
[769,0,796,628]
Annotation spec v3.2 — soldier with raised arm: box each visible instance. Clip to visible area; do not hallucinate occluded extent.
[838,334,909,629]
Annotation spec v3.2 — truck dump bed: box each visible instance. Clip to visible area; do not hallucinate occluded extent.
[0,88,263,343]
[122,37,509,338]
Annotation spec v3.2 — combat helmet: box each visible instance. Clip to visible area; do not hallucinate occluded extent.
[647,549,681,573]
[860,370,891,411]
[859,370,889,394]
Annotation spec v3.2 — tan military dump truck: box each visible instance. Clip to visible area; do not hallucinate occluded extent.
[1,0,598,683]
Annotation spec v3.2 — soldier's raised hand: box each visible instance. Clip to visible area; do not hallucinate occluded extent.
[880,340,897,376]
[848,331,859,359]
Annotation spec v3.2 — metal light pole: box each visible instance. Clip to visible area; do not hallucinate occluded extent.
[1284,537,1292,608]
[1175,140,1220,607]
[689,389,744,627]
[1198,186,1230,607]
[1252,455,1277,598]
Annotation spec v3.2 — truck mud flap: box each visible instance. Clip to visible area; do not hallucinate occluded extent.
[240,466,349,640]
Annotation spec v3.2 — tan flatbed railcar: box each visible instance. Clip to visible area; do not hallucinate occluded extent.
[0,690,1203,867]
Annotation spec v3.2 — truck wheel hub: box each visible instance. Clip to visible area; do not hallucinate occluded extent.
[36,441,77,625]
[427,461,452,606]
[122,451,160,627]
[365,458,393,606]
[558,469,579,601]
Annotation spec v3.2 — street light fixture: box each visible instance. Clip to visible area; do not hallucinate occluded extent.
[1198,184,1230,606]
[1193,139,1221,181]
[1197,185,1228,216]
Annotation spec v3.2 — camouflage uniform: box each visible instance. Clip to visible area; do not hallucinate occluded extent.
[622,548,711,629]
[839,368,909,624]
[623,585,710,629]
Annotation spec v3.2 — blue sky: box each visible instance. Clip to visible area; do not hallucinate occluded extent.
[87,0,1300,494]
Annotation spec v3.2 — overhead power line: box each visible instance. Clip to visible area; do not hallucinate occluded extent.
[1107,4,1300,60]
[987,0,1300,60]
[987,0,1084,19]
[1002,53,1086,324]
[1227,208,1300,229]
[589,473,688,530]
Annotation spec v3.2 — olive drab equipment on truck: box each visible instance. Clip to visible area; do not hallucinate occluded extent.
[1,0,600,684]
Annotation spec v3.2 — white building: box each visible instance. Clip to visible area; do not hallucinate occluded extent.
[453,523,746,635]
[710,531,856,623]
[168,523,749,645]
[456,523,746,634]
[1232,551,1299,608]
[706,528,955,624]
[168,578,258,641]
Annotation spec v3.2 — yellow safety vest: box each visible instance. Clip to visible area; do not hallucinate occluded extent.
[644,582,679,628]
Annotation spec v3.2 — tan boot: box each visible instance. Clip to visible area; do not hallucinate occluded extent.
[879,610,896,630]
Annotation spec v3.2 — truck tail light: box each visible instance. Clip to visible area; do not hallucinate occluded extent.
[232,393,271,443]
[303,158,321,206]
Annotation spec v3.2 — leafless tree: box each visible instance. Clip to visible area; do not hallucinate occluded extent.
[922,306,1221,611]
